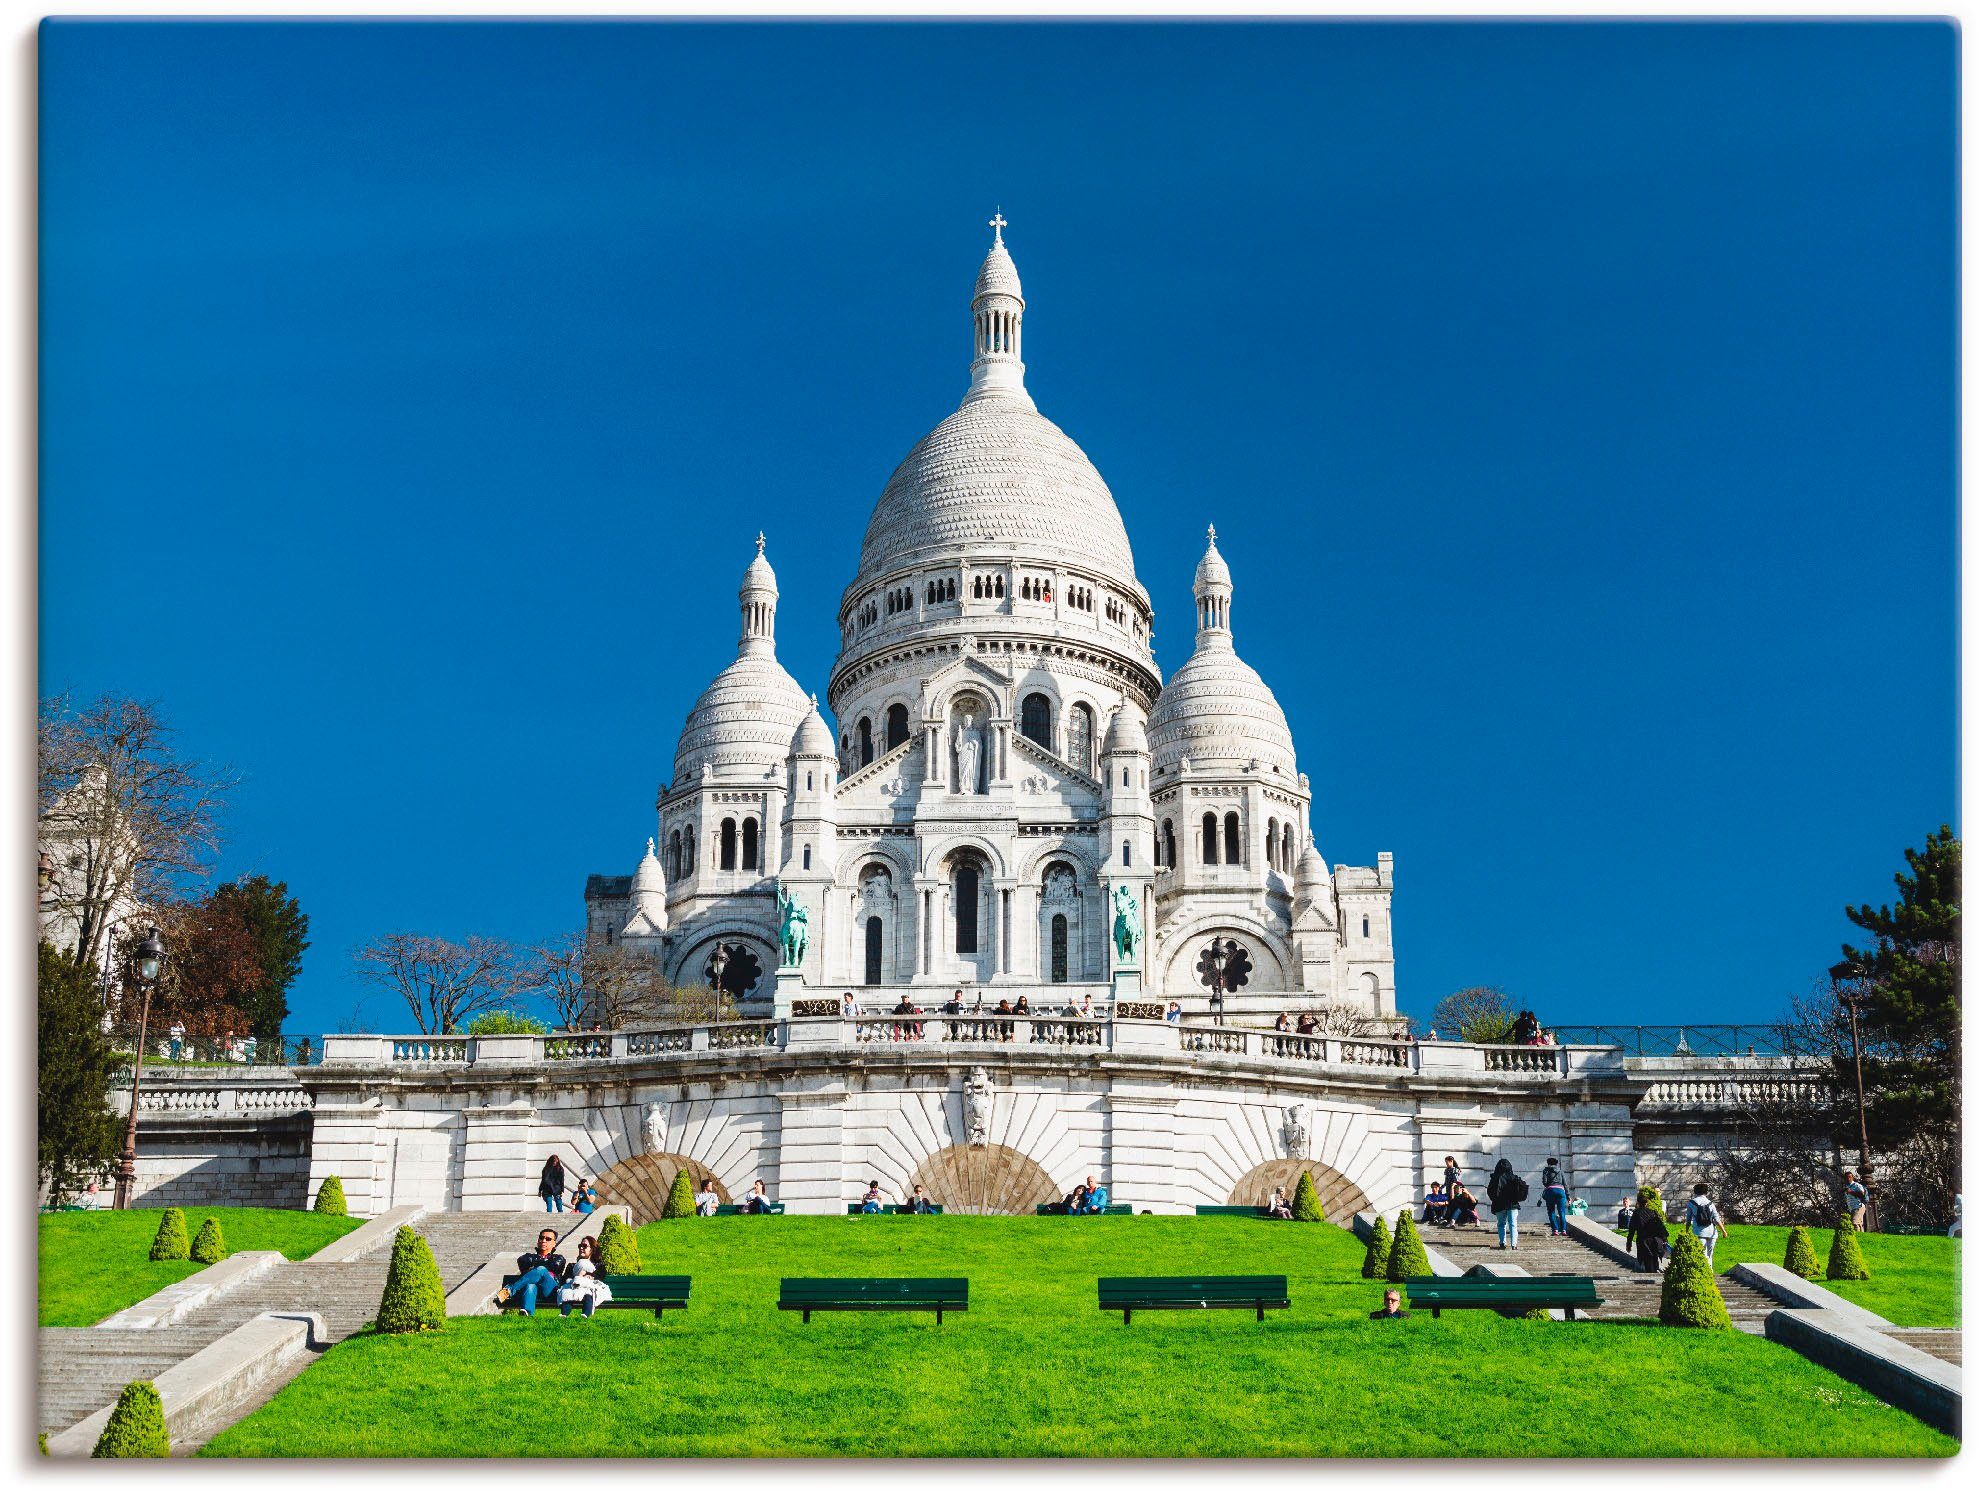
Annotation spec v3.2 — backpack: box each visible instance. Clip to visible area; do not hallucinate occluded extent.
[1509,1175,1530,1205]
[1691,1198,1719,1230]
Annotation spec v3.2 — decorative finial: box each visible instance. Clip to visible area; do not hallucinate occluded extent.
[989,210,1007,245]
[755,531,766,555]
[809,692,818,708]
[1207,524,1217,544]
[646,836,656,856]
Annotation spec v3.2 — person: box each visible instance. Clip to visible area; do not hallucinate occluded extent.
[495,1227,567,1315]
[1266,1186,1293,1220]
[1062,1182,1088,1215]
[1951,1193,1963,1239]
[694,1177,720,1217]
[746,1179,773,1214]
[1425,1027,1439,1041]
[1567,1195,1589,1218]
[1487,1158,1527,1249]
[941,990,962,1015]
[167,1021,186,1061]
[1079,994,1094,1019]
[293,1036,312,1066]
[1369,1287,1409,1321]
[1443,1155,1460,1200]
[860,1181,885,1214]
[540,1155,567,1213]
[1447,1184,1481,1228]
[1509,1010,1539,1046]
[1273,1012,1292,1033]
[557,1235,613,1318]
[1014,995,1032,1032]
[243,1033,258,1064]
[1616,1197,1635,1233]
[907,1183,936,1215]
[1540,1157,1569,1237]
[1296,1011,1318,1036]
[1421,1183,1448,1227]
[891,994,920,1041]
[841,990,859,1019]
[1686,1183,1722,1264]
[1080,1176,1110,1213]
[1631,1201,1669,1272]
[1844,1171,1870,1231]
[1165,1001,1182,1024]
[571,1178,597,1214]
[995,997,1015,1041]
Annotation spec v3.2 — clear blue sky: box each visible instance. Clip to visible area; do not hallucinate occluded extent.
[40,20,1956,1036]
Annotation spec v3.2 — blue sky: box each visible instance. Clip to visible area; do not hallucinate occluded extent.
[40,20,1956,1036]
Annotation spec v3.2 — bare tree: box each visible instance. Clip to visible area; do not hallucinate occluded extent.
[578,940,736,1027]
[518,932,589,1030]
[353,933,517,1034]
[37,694,236,981]
[1429,985,1515,1043]
[1301,1000,1388,1039]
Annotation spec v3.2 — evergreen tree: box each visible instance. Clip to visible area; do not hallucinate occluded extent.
[596,1214,641,1274]
[374,1226,446,1333]
[313,1175,347,1216]
[208,875,309,1042]
[91,1381,169,1458]
[37,942,120,1203]
[1291,1171,1325,1222]
[1826,1214,1871,1281]
[1783,1225,1821,1279]
[1386,1211,1431,1282]
[190,1217,227,1263]
[1659,1230,1734,1329]
[1360,1215,1392,1279]
[661,1168,697,1219]
[148,1208,189,1261]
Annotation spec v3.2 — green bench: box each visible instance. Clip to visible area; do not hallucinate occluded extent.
[714,1202,786,1215]
[846,1203,944,1214]
[779,1277,968,1324]
[1035,1203,1132,1215]
[1098,1274,1290,1325]
[1193,1204,1278,1218]
[1403,1275,1603,1320]
[499,1272,691,1319]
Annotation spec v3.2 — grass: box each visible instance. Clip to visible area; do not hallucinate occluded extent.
[38,1206,363,1326]
[1708,1224,1961,1328]
[201,1217,1953,1458]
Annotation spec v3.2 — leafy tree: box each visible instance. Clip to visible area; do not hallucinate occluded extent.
[1783,1226,1821,1280]
[150,893,261,1039]
[596,1214,641,1274]
[661,1169,697,1219]
[37,941,121,1203]
[209,876,309,1042]
[375,1227,446,1333]
[1826,1214,1871,1281]
[148,1208,189,1261]
[465,1009,549,1036]
[1659,1230,1733,1329]
[313,1175,347,1216]
[91,1381,169,1457]
[1291,1171,1325,1222]
[190,1217,227,1264]
[1360,1215,1392,1278]
[1428,985,1514,1043]
[1386,1211,1431,1282]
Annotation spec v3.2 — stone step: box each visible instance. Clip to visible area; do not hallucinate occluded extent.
[37,1327,229,1435]
[1888,1329,1961,1365]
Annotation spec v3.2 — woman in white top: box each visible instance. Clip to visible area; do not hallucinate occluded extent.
[695,1179,720,1217]
[557,1236,613,1318]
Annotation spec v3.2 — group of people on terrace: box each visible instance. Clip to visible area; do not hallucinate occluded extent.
[849,989,1104,1042]
[1420,1154,1586,1248]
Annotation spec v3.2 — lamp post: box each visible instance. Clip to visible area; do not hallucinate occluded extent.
[112,927,166,1211]
[1837,977,1877,1233]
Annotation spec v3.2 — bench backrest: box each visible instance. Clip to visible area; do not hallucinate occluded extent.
[1404,1276,1600,1304]
[714,1203,786,1215]
[780,1277,968,1306]
[1192,1205,1269,1216]
[1036,1203,1133,1215]
[845,1203,945,1214]
[1098,1274,1289,1306]
[502,1273,691,1300]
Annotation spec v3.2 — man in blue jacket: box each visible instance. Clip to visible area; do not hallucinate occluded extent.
[1080,1176,1109,1213]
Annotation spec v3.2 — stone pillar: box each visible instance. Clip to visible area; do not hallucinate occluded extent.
[1411,1105,1491,1214]
[1563,1113,1637,1217]
[1011,882,1039,983]
[459,1101,537,1212]
[997,883,1014,975]
[306,1097,387,1217]
[1106,1083,1182,1213]
[777,1082,848,1214]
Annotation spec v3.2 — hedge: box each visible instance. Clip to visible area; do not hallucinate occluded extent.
[148,1208,189,1262]
[1360,1215,1392,1279]
[1659,1230,1733,1329]
[1386,1210,1431,1282]
[1291,1171,1325,1223]
[596,1213,641,1274]
[1782,1225,1821,1280]
[1827,1214,1871,1281]
[660,1169,697,1219]
[92,1381,169,1458]
[374,1226,446,1333]
[190,1216,227,1264]
[313,1175,347,1217]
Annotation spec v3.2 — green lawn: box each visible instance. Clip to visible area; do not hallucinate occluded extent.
[202,1217,1952,1458]
[1708,1224,1961,1328]
[38,1206,363,1326]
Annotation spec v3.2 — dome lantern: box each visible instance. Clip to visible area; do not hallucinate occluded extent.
[1194,525,1234,642]
[966,212,1033,410]
[739,532,778,655]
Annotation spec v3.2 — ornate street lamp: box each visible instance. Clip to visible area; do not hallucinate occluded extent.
[112,926,167,1211]
[1837,977,1877,1233]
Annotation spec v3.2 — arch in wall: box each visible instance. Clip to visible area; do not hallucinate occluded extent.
[1152,913,1293,995]
[592,1151,731,1224]
[908,1142,1062,1215]
[1225,1156,1371,1223]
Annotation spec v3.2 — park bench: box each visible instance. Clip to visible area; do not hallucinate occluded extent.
[714,1202,786,1215]
[845,1203,945,1214]
[1193,1204,1279,1218]
[1402,1275,1604,1320]
[1098,1275,1290,1324]
[779,1277,968,1324]
[1034,1203,1132,1215]
[499,1273,692,1319]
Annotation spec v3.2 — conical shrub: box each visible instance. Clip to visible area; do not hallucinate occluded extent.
[1291,1171,1325,1223]
[1827,1214,1871,1281]
[1783,1225,1821,1280]
[1635,1185,1665,1221]
[91,1381,168,1458]
[1361,1215,1392,1279]
[660,1168,697,1219]
[596,1214,640,1275]
[374,1226,445,1334]
[1658,1229,1733,1329]
[313,1175,347,1216]
[148,1208,189,1262]
[1386,1210,1431,1282]
[190,1217,227,1264]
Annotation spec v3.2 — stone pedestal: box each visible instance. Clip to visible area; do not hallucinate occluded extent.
[772,967,806,1021]
[1111,967,1143,1002]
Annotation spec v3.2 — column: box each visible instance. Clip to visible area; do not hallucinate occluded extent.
[927,724,947,788]
[999,885,1014,975]
[306,1097,388,1218]
[459,1102,538,1212]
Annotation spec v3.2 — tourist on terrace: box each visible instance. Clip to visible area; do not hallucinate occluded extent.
[1080,1175,1109,1213]
[1844,1171,1870,1230]
[1165,1001,1181,1024]
[860,1181,885,1213]
[1080,993,1095,1019]
[1540,1157,1569,1236]
[694,1177,720,1216]
[1487,1158,1528,1249]
[890,995,921,1041]
[1686,1183,1722,1263]
[908,1183,936,1215]
[1368,1287,1409,1321]
[1296,1011,1318,1036]
[558,1235,612,1318]
[1422,1183,1448,1226]
[746,1179,773,1214]
[941,990,963,1015]
[167,1021,186,1061]
[1443,1155,1461,1198]
[571,1178,597,1214]
[1273,1012,1292,1033]
[495,1227,567,1316]
[841,991,861,1019]
[1266,1186,1293,1220]
[1630,1200,1669,1271]
[1508,1010,1540,1045]
[540,1155,568,1213]
[995,997,1015,1041]
[1015,994,1033,1021]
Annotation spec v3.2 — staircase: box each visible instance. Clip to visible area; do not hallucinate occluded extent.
[1888,1329,1962,1365]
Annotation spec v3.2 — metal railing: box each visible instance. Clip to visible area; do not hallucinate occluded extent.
[1549,1025,1822,1058]
[110,1030,323,1070]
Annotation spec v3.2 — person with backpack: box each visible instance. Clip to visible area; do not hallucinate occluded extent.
[1487,1158,1528,1250]
[1540,1157,1570,1236]
[1686,1183,1723,1264]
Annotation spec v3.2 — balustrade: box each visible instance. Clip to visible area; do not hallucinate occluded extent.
[1482,1045,1567,1075]
[390,1037,469,1064]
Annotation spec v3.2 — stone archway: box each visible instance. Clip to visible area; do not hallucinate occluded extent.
[593,1152,731,1223]
[1227,1158,1370,1224]
[909,1143,1061,1215]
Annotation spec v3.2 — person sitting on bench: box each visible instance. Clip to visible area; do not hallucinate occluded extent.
[494,1227,567,1315]
[1080,1176,1110,1213]
[1060,1182,1088,1215]
[907,1184,936,1215]
[694,1177,720,1217]
[1266,1186,1294,1219]
[745,1179,773,1214]
[1369,1287,1409,1321]
[557,1235,613,1318]
[860,1181,885,1214]
[1422,1182,1449,1226]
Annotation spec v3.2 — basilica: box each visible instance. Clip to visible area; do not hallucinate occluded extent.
[584,222,1397,1019]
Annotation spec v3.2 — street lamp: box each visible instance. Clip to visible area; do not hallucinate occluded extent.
[112,926,167,1211]
[1837,977,1877,1233]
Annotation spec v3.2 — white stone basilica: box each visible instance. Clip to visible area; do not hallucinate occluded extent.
[585,222,1397,1020]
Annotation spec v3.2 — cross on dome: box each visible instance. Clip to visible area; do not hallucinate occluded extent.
[989,211,1007,243]
[756,532,766,554]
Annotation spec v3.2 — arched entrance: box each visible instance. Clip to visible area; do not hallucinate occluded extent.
[593,1152,731,1224]
[909,1143,1060,1215]
[1226,1158,1371,1224]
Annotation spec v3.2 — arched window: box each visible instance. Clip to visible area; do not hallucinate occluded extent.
[885,703,909,752]
[1362,915,1370,938]
[719,818,737,871]
[668,829,682,879]
[1067,702,1094,773]
[1265,820,1279,869]
[741,817,759,872]
[802,845,812,870]
[1020,693,1052,750]
[1202,812,1219,866]
[684,830,696,874]
[1121,839,1132,867]
[857,717,874,767]
[1050,914,1069,984]
[864,916,884,984]
[954,864,980,954]
[1224,812,1242,866]
[1162,820,1177,869]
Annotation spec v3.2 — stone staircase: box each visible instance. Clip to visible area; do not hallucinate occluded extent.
[1888,1329,1962,1365]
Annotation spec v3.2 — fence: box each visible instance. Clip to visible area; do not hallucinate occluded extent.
[1549,1025,1823,1058]
[109,1029,323,1071]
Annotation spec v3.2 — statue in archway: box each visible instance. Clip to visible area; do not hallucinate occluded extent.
[953,712,985,794]
[1282,1102,1309,1160]
[643,1101,668,1155]
[963,1066,993,1148]
[776,886,810,968]
[1110,883,1143,964]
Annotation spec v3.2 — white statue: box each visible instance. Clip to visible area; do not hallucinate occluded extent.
[953,712,984,794]
[1282,1102,1309,1160]
[963,1066,993,1147]
[643,1101,668,1155]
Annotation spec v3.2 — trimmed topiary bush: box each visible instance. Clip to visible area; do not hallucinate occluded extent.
[374,1226,445,1334]
[661,1168,697,1219]
[1291,1171,1325,1223]
[596,1213,640,1275]
[313,1175,347,1216]
[92,1381,168,1458]
[1386,1210,1431,1282]
[1635,1185,1665,1221]
[1361,1215,1392,1279]
[1783,1225,1822,1280]
[1827,1213,1871,1281]
[147,1208,189,1262]
[1658,1230,1733,1329]
[190,1216,227,1264]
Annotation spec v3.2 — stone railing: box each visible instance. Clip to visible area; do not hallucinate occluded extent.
[124,1068,313,1121]
[853,1014,1107,1048]
[1634,1074,1824,1111]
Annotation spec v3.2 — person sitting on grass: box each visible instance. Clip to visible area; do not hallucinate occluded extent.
[745,1179,773,1214]
[557,1235,613,1318]
[1265,1186,1293,1220]
[907,1184,936,1215]
[1421,1183,1448,1226]
[1369,1287,1409,1321]
[495,1227,567,1316]
[1080,1176,1110,1213]
[860,1181,885,1213]
[1447,1183,1481,1228]
[694,1177,720,1217]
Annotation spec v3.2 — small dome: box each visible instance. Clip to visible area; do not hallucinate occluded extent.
[741,534,776,596]
[1295,842,1328,893]
[633,838,665,893]
[672,652,810,783]
[1102,708,1148,756]
[974,239,1023,303]
[1148,646,1298,778]
[1194,525,1232,590]
[791,696,836,758]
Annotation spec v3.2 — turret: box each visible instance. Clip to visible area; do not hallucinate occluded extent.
[964,212,1033,409]
[623,837,669,937]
